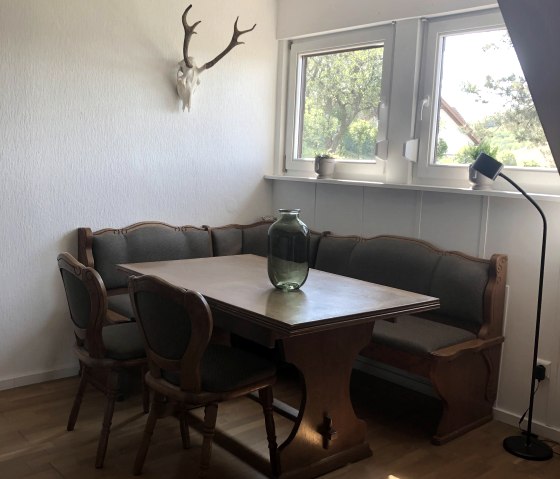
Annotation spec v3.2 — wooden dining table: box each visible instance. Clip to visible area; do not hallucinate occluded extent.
[118,254,439,479]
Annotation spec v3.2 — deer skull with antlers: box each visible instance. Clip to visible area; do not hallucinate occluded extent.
[176,4,256,112]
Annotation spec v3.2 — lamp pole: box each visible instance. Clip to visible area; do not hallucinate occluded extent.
[470,153,552,460]
[498,173,552,461]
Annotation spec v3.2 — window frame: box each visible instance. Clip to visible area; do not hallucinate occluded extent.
[284,25,395,179]
[414,8,558,189]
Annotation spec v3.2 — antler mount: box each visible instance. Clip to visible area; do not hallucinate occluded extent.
[176,3,257,111]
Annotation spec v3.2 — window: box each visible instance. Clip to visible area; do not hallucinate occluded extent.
[416,9,556,184]
[280,8,556,189]
[285,26,395,178]
[299,47,383,159]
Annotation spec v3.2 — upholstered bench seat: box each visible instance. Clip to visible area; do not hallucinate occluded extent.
[107,294,135,319]
[100,322,146,360]
[373,315,477,355]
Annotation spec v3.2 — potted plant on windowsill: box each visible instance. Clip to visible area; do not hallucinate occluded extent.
[314,154,336,179]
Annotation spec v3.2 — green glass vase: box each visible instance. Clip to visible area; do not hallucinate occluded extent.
[267,209,310,291]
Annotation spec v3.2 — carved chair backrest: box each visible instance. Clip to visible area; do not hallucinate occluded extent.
[57,252,107,358]
[128,275,213,393]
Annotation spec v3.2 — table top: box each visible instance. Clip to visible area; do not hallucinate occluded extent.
[118,254,439,337]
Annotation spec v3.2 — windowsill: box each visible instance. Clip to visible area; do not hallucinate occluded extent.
[264,174,560,203]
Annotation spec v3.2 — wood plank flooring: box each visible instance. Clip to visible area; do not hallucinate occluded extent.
[0,368,558,478]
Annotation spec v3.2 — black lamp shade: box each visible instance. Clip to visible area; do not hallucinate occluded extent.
[472,153,503,180]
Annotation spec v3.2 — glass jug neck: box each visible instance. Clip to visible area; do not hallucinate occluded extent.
[278,208,300,218]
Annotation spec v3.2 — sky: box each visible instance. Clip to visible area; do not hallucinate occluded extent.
[439,28,523,123]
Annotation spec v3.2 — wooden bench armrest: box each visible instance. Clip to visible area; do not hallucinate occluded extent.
[432,336,504,361]
[78,227,94,267]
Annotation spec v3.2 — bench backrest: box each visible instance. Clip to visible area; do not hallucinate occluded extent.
[209,221,272,258]
[315,234,507,338]
[78,223,507,340]
[78,222,212,292]
[209,220,323,268]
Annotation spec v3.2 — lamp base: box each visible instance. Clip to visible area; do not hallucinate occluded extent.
[503,435,553,461]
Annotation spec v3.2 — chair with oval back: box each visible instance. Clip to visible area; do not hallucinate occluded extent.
[128,274,279,478]
[57,252,149,468]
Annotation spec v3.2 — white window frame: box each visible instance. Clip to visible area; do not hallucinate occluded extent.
[414,8,558,190]
[284,25,395,179]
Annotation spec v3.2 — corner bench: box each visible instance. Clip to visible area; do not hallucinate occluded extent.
[314,233,507,444]
[76,221,507,444]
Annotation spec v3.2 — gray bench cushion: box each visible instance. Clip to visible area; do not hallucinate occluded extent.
[243,224,271,257]
[92,226,212,290]
[108,294,134,319]
[100,322,146,360]
[314,235,358,276]
[315,235,490,334]
[373,315,477,355]
[211,223,321,268]
[347,237,440,295]
[431,254,489,332]
[211,223,271,257]
[315,235,440,294]
[211,228,243,256]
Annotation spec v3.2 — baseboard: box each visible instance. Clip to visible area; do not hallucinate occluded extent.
[0,365,79,391]
[493,407,560,444]
[353,356,437,398]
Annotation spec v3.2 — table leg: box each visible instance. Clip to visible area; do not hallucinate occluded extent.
[277,322,374,479]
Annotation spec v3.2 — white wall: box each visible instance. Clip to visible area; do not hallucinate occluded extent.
[274,0,560,441]
[277,0,496,39]
[0,0,277,388]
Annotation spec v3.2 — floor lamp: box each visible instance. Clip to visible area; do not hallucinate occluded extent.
[470,153,553,461]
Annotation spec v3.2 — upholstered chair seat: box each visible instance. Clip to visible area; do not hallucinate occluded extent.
[99,322,147,361]
[159,344,276,394]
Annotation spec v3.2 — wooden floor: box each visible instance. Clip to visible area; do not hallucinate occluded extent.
[0,368,559,479]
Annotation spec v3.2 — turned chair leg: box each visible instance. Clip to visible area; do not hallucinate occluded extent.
[141,366,150,414]
[133,393,165,475]
[179,407,190,449]
[67,366,88,431]
[259,386,279,478]
[95,371,119,469]
[199,403,218,478]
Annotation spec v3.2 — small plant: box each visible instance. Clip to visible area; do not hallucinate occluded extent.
[315,153,334,161]
[455,138,499,164]
[436,138,449,160]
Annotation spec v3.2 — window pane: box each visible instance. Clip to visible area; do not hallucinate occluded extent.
[298,46,384,160]
[434,30,554,169]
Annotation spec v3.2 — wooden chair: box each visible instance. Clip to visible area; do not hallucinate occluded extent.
[128,275,279,478]
[57,252,149,468]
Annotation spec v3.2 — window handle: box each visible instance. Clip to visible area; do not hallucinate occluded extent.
[375,139,388,160]
[377,98,388,119]
[420,96,430,121]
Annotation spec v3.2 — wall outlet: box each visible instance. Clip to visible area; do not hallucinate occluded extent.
[537,358,552,379]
